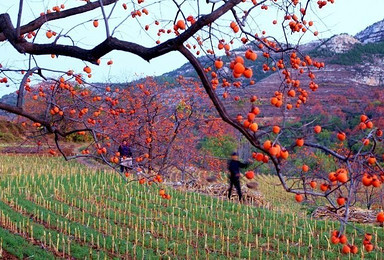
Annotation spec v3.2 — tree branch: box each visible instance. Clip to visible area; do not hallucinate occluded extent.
[304,142,347,161]
[0,0,118,41]
[16,66,39,108]
[0,0,242,64]
[0,102,53,132]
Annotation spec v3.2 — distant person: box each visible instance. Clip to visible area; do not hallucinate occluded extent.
[118,140,133,173]
[227,152,250,201]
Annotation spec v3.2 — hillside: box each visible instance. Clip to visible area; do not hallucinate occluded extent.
[0,120,25,142]
[1,19,384,120]
[148,18,384,119]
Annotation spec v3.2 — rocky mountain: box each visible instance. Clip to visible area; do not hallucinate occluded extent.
[0,92,17,117]
[311,18,384,87]
[318,34,360,53]
[356,19,384,44]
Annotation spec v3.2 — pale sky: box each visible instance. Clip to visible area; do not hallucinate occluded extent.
[0,0,383,97]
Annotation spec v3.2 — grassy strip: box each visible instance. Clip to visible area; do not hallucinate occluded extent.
[0,227,55,259]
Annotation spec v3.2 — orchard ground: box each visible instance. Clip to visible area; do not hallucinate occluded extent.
[0,154,383,259]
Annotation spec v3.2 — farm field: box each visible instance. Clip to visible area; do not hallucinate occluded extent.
[0,155,383,259]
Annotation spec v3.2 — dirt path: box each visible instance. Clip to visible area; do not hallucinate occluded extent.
[75,156,110,170]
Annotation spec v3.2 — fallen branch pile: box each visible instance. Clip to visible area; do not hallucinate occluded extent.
[312,206,380,224]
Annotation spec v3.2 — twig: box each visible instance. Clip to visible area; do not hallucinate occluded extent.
[99,0,110,38]
[16,66,38,108]
[16,0,24,38]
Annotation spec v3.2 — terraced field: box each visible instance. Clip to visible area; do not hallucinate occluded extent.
[0,155,383,259]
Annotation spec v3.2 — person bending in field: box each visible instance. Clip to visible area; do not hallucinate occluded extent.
[227,152,250,201]
[118,139,133,173]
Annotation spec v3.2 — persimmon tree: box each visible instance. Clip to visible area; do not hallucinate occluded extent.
[1,0,384,254]
[109,77,200,177]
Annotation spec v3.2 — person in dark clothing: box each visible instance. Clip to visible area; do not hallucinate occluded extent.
[227,152,250,201]
[118,140,133,173]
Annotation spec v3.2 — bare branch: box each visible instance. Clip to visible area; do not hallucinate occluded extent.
[0,102,52,131]
[16,0,24,38]
[304,142,347,161]
[98,0,110,38]
[16,66,39,108]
